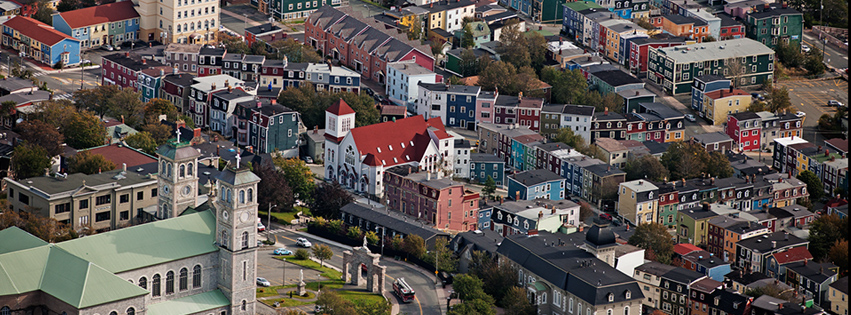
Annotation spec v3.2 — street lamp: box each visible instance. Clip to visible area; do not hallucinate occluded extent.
[282,257,286,286]
[268,203,277,230]
[243,14,248,36]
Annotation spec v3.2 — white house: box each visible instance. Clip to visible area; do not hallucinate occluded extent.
[559,104,595,144]
[386,61,438,111]
[324,99,457,198]
[188,74,248,128]
[453,136,472,179]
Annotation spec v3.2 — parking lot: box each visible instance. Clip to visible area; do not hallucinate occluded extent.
[776,79,846,118]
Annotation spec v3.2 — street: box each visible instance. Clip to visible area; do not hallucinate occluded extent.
[260,228,440,315]
[802,30,848,70]
[776,79,848,145]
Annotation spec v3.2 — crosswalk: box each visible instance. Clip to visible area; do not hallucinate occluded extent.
[32,72,47,77]
[53,93,73,100]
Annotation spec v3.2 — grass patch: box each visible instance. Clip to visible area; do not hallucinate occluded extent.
[260,298,313,308]
[281,290,316,299]
[305,279,345,291]
[256,286,286,298]
[260,207,311,225]
[338,290,386,305]
[277,257,343,280]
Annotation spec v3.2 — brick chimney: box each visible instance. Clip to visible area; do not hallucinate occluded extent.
[142,59,147,65]
[604,107,609,115]
[176,119,186,129]
[314,125,318,134]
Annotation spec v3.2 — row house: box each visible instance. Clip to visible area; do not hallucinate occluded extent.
[424,0,476,33]
[416,83,481,129]
[764,246,812,280]
[305,6,434,84]
[677,203,720,246]
[703,87,751,126]
[691,74,731,115]
[383,165,480,232]
[510,133,546,172]
[617,179,659,226]
[507,169,566,201]
[628,33,688,75]
[138,68,171,103]
[161,72,195,113]
[243,23,283,46]
[717,12,746,40]
[305,62,360,93]
[658,267,708,315]
[534,142,577,175]
[595,137,628,168]
[102,52,168,91]
[163,43,201,74]
[266,0,342,21]
[757,111,802,149]
[469,153,505,187]
[209,86,254,138]
[744,3,803,49]
[690,279,753,315]
[260,56,306,89]
[650,14,710,42]
[631,102,686,143]
[707,215,769,263]
[783,261,838,306]
[538,104,595,143]
[647,38,775,95]
[233,98,310,155]
[561,1,605,43]
[197,47,225,77]
[1,16,81,68]
[583,164,625,205]
[386,61,439,110]
[563,155,605,198]
[493,93,544,131]
[735,231,808,274]
[52,1,140,50]
[657,182,679,229]
[591,108,626,142]
[222,53,266,82]
[599,20,648,64]
[821,158,847,198]
[727,112,763,152]
[690,131,734,153]
[324,100,456,198]
[489,199,579,236]
[187,74,249,128]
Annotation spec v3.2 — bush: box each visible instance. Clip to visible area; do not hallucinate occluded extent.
[346,226,362,240]
[294,249,310,260]
[262,239,276,245]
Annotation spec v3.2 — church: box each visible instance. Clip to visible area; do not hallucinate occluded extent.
[0,138,261,315]
[324,99,458,198]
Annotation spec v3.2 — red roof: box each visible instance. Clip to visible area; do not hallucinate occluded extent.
[2,16,76,46]
[348,115,447,167]
[83,143,156,169]
[674,243,703,256]
[326,98,356,116]
[57,1,140,29]
[704,88,749,100]
[772,247,813,264]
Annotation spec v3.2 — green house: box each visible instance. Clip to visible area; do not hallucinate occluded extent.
[270,0,339,21]
[647,38,775,95]
[745,3,803,49]
[445,48,491,77]
[676,205,718,246]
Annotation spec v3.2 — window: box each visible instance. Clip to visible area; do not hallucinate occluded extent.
[95,212,111,222]
[139,276,147,289]
[179,268,188,291]
[166,271,175,294]
[152,274,161,296]
[96,195,111,205]
[127,307,135,315]
[193,265,202,288]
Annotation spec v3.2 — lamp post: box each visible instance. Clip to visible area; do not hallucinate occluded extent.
[268,203,277,230]
[243,14,248,35]
[282,257,286,286]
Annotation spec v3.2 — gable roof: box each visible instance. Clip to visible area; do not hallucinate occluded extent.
[2,16,77,46]
[674,243,703,256]
[510,169,563,186]
[771,246,812,264]
[57,1,139,29]
[146,289,231,315]
[347,115,448,167]
[340,202,448,241]
[326,98,356,115]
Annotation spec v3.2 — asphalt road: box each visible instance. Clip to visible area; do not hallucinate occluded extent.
[802,31,848,70]
[776,79,848,144]
[266,228,440,315]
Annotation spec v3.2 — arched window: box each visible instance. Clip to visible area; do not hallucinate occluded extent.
[1,307,10,315]
[193,265,202,288]
[161,161,166,174]
[127,307,135,315]
[139,276,147,289]
[607,310,613,315]
[239,190,245,204]
[166,271,175,294]
[247,189,253,202]
[188,163,193,176]
[241,300,247,311]
[624,306,630,315]
[179,268,188,291]
[241,232,249,249]
[180,164,185,177]
[166,163,172,178]
[221,230,228,247]
[227,189,232,203]
[577,302,582,315]
[152,274,161,296]
[110,311,118,315]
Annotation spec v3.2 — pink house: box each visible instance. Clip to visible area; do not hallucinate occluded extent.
[476,90,498,125]
[383,166,480,232]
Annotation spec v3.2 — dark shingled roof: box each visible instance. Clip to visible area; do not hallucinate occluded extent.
[471,153,504,163]
[562,104,595,116]
[450,229,503,255]
[340,202,448,242]
[747,3,803,19]
[590,70,643,87]
[510,169,564,186]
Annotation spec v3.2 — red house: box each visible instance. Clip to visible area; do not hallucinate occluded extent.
[101,52,168,91]
[305,6,434,84]
[717,13,745,40]
[383,166,481,232]
[517,93,543,131]
[726,112,762,152]
[244,23,283,46]
[628,34,688,74]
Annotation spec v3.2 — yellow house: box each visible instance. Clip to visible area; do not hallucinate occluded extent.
[617,179,659,226]
[828,277,848,315]
[423,0,475,32]
[602,20,647,61]
[702,88,751,125]
[397,7,429,28]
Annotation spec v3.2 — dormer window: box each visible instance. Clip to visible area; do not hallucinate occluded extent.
[401,142,405,148]
[608,293,614,302]
[625,290,631,299]
[648,192,653,199]
[377,147,382,153]
[388,145,393,151]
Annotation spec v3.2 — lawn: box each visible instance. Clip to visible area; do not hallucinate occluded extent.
[260,298,313,308]
[259,207,311,225]
[276,257,342,280]
[338,290,386,305]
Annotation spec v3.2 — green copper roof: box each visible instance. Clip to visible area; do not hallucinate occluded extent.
[216,166,261,186]
[146,289,231,315]
[156,140,201,160]
[56,211,219,273]
[0,227,47,254]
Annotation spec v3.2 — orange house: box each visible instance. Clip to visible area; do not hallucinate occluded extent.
[651,15,711,42]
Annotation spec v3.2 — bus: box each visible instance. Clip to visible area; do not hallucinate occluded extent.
[392,278,416,303]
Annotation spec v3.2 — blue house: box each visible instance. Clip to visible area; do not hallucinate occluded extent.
[561,1,604,39]
[477,206,493,230]
[682,250,732,281]
[691,75,730,114]
[52,1,140,50]
[562,155,605,197]
[1,16,81,67]
[470,153,506,187]
[508,169,566,201]
[445,86,480,130]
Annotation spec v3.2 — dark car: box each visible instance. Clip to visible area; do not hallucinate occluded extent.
[611,218,622,226]
[363,87,375,96]
[599,213,613,221]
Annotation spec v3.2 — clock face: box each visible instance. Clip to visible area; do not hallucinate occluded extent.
[240,212,250,223]
[222,211,229,221]
[162,184,170,195]
[182,185,192,196]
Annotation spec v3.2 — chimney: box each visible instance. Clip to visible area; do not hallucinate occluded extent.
[604,107,609,115]
[771,240,776,248]
[702,203,709,211]
[729,86,734,93]
[193,127,201,140]
[212,82,217,90]
[635,90,639,96]
[782,2,787,8]
[427,172,431,180]
[125,52,130,58]
[515,191,520,200]
[518,91,523,100]
[160,69,164,76]
[173,67,179,75]
[248,146,254,154]
[257,101,262,108]
[142,59,147,65]
[177,119,186,129]
[225,80,230,87]
[430,2,433,7]
[314,125,318,134]
[551,206,556,215]
[825,149,830,156]
[764,3,769,9]
[228,85,233,92]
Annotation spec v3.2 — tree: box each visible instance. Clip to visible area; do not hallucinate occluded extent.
[106,89,146,129]
[32,0,54,25]
[16,120,64,156]
[140,122,172,145]
[461,23,475,49]
[828,239,848,277]
[705,151,734,179]
[402,234,426,258]
[628,222,674,264]
[0,101,17,125]
[458,48,480,77]
[775,41,804,68]
[64,110,106,149]
[219,33,250,55]
[808,214,849,260]
[273,157,315,201]
[723,57,745,88]
[11,143,51,179]
[481,176,497,200]
[255,162,294,213]
[747,100,768,112]
[364,230,379,245]
[745,283,801,303]
[553,127,585,150]
[124,132,159,155]
[804,46,826,76]
[634,17,655,30]
[623,155,669,181]
[268,39,322,63]
[502,287,535,315]
[579,201,594,222]
[453,274,492,302]
[540,67,589,104]
[797,170,825,201]
[497,20,530,69]
[69,151,116,175]
[316,291,358,315]
[767,86,793,113]
[346,226,362,240]
[73,85,122,118]
[660,141,710,180]
[312,244,333,267]
[423,237,457,272]
[56,0,78,11]
[309,182,353,220]
[144,98,179,123]
[407,17,423,40]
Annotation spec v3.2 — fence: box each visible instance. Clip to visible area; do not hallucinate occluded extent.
[812,26,848,52]
[306,225,438,273]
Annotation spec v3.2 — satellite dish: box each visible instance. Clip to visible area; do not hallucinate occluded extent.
[15,118,23,124]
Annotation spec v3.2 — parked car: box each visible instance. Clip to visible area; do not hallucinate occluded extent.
[302,155,314,164]
[828,100,845,107]
[256,277,271,287]
[363,87,375,96]
[101,45,114,51]
[685,114,696,122]
[273,247,292,255]
[611,218,623,226]
[296,237,312,248]
[599,213,613,221]
[257,222,266,232]
[795,111,806,118]
[802,44,811,53]
[751,92,765,101]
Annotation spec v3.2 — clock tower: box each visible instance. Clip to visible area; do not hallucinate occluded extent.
[155,135,201,219]
[215,158,261,314]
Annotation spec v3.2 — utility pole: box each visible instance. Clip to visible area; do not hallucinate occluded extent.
[282,257,286,286]
[820,0,826,63]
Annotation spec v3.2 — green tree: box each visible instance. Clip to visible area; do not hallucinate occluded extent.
[623,155,670,181]
[497,20,530,69]
[402,234,426,258]
[268,39,322,63]
[706,151,734,179]
[775,41,804,68]
[273,157,315,201]
[458,48,480,77]
[11,143,51,179]
[461,23,475,49]
[804,46,826,76]
[219,33,250,54]
[56,0,78,11]
[312,244,334,267]
[453,274,494,304]
[144,98,179,123]
[767,86,793,113]
[64,110,106,149]
[481,176,497,200]
[364,230,379,245]
[540,67,588,104]
[797,170,825,201]
[828,239,848,277]
[553,127,585,150]
[346,226,362,240]
[407,17,423,40]
[423,237,457,273]
[255,162,294,214]
[660,141,710,180]
[69,151,116,175]
[0,101,17,125]
[809,214,848,260]
[140,122,172,145]
[124,132,158,155]
[32,0,54,25]
[448,299,495,315]
[502,287,535,315]
[309,182,352,220]
[316,291,358,315]
[73,85,122,118]
[628,222,674,264]
[16,120,64,156]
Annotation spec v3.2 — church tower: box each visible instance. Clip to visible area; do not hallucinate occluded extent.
[584,218,618,268]
[215,156,261,314]
[155,130,201,219]
[324,99,356,181]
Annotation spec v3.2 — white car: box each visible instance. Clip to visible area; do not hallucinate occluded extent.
[795,111,806,118]
[685,114,696,122]
[295,237,312,248]
[101,45,114,51]
[256,277,271,287]
[801,44,811,53]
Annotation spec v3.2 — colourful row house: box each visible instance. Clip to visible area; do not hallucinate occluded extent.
[52,1,140,51]
[1,16,80,68]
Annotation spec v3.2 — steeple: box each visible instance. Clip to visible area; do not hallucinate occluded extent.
[155,137,201,219]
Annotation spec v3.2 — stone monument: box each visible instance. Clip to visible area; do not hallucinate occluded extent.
[297,269,306,296]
